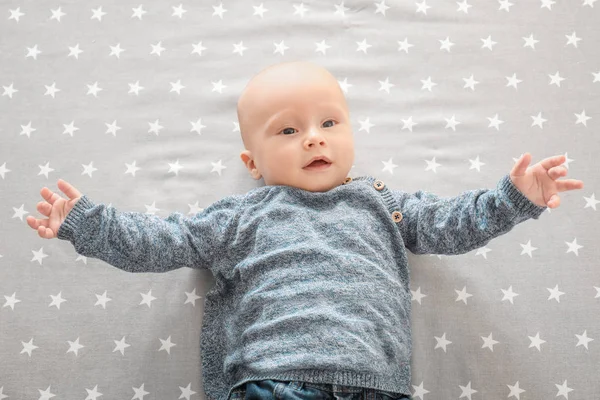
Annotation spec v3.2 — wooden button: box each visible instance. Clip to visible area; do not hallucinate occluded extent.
[392,211,403,223]
[374,180,385,190]
[344,177,353,184]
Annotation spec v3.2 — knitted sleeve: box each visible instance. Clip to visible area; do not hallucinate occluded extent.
[56,194,240,273]
[391,174,547,255]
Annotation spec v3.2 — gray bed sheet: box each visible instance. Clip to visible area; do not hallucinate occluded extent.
[1,1,599,399]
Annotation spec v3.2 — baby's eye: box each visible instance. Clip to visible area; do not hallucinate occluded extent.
[279,120,336,135]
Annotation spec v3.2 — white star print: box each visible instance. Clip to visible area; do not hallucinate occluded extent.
[481,35,497,50]
[132,5,147,20]
[91,7,107,21]
[50,7,66,22]
[38,162,53,178]
[358,118,375,133]
[172,4,187,18]
[463,75,480,90]
[125,161,142,177]
[424,157,441,172]
[549,71,566,86]
[520,240,538,257]
[455,286,473,304]
[82,161,98,177]
[293,3,310,18]
[565,238,583,255]
[378,77,395,93]
[481,333,499,351]
[315,40,332,54]
[547,284,565,302]
[159,336,177,354]
[565,31,581,47]
[507,381,526,399]
[411,287,427,304]
[574,110,591,126]
[213,3,228,19]
[382,158,398,174]
[211,160,227,176]
[531,112,547,128]
[113,336,131,355]
[397,38,414,53]
[501,286,519,304]
[523,34,539,49]
[468,156,485,172]
[459,381,477,399]
[168,160,184,176]
[575,330,594,349]
[444,115,461,130]
[140,290,157,307]
[555,380,573,399]
[412,382,430,399]
[49,291,67,309]
[3,292,21,310]
[434,332,452,352]
[356,39,372,53]
[253,3,269,18]
[528,332,546,351]
[583,193,600,210]
[8,7,25,22]
[401,116,418,132]
[375,1,391,15]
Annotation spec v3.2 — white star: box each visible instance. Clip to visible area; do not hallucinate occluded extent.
[507,381,526,399]
[86,82,103,97]
[334,2,350,17]
[358,118,375,133]
[159,336,177,354]
[172,4,187,18]
[253,3,269,18]
[26,45,42,60]
[480,35,497,50]
[583,0,597,6]
[67,338,85,356]
[151,41,167,56]
[487,114,504,130]
[49,291,67,310]
[213,3,228,19]
[424,156,441,173]
[554,380,573,399]
[274,40,290,55]
[444,115,461,131]
[2,82,18,98]
[105,120,121,137]
[168,160,185,176]
[522,34,539,49]
[50,7,66,22]
[498,0,514,12]
[211,160,227,176]
[574,109,591,127]
[439,36,454,52]
[356,39,372,54]
[548,71,565,87]
[91,7,107,21]
[140,290,157,307]
[468,155,485,172]
[416,0,432,14]
[20,338,39,357]
[9,7,25,22]
[19,121,37,138]
[113,336,131,355]
[184,288,203,306]
[412,382,430,400]
[459,381,478,400]
[211,80,227,93]
[541,0,556,10]
[0,162,11,179]
[547,284,565,302]
[411,287,427,304]
[233,41,248,56]
[337,78,352,94]
[565,238,583,256]
[501,285,519,304]
[38,162,54,178]
[44,82,61,98]
[84,385,102,400]
[401,116,418,132]
[565,31,581,48]
[191,41,206,56]
[434,333,452,352]
[531,112,547,129]
[463,74,479,91]
[506,73,522,89]
[457,0,473,13]
[68,44,84,59]
[420,76,437,91]
[583,193,600,210]
[575,330,594,349]
[315,40,332,55]
[62,121,79,137]
[109,43,126,58]
[375,0,391,15]
[82,161,98,177]
[170,79,185,94]
[179,383,197,400]
[144,201,160,215]
[125,161,142,177]
[3,292,21,310]
[528,332,546,351]
[94,290,112,309]
[132,5,147,19]
[382,158,399,174]
[378,77,395,93]
[520,239,538,257]
[31,247,49,265]
[455,286,473,304]
[397,38,414,53]
[293,3,309,17]
[475,246,492,259]
[481,333,499,351]
[190,118,207,135]
[128,80,144,95]
[148,120,164,135]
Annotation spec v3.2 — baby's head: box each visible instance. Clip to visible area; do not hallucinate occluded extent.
[238,61,355,193]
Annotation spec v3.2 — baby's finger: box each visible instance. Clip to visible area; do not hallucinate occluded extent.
[26,216,49,230]
[57,179,82,200]
[37,201,52,217]
[40,187,62,205]
[37,225,54,239]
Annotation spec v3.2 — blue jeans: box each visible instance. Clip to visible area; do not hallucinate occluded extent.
[229,380,412,400]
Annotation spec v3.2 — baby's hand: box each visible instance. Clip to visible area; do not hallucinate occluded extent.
[26,179,83,239]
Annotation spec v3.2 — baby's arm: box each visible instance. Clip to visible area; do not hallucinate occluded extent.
[27,180,238,273]
[392,174,547,256]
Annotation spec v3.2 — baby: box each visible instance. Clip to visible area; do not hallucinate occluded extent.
[26,61,584,400]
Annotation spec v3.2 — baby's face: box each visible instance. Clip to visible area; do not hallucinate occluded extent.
[239,64,355,193]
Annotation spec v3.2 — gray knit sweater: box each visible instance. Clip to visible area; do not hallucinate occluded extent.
[56,174,546,400]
